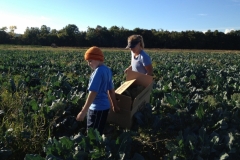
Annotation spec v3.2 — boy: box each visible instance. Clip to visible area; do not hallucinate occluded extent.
[76,46,120,135]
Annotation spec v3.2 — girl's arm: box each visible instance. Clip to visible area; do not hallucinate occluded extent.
[144,64,153,76]
[124,65,132,74]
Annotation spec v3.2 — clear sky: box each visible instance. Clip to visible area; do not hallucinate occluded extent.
[1,0,240,34]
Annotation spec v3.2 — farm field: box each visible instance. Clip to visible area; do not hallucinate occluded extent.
[0,45,240,160]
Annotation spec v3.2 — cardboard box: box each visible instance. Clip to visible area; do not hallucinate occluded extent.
[107,70,153,129]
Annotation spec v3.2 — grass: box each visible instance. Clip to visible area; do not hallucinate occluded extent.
[1,44,240,54]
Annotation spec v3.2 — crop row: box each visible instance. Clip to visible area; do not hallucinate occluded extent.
[0,49,240,159]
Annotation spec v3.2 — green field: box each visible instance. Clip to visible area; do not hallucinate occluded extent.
[0,45,240,160]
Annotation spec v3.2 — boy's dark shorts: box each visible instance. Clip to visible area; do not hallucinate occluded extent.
[87,109,109,135]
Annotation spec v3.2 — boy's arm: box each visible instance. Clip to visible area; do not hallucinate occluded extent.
[76,91,97,121]
[108,89,120,112]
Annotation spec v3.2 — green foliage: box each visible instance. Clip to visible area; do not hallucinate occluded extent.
[28,128,132,159]
[1,48,240,159]
[24,154,45,160]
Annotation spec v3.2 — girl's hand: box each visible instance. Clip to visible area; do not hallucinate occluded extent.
[124,67,131,74]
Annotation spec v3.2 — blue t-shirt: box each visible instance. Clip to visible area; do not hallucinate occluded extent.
[131,50,152,74]
[88,65,114,110]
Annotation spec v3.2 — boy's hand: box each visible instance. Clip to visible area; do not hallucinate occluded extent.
[112,105,120,112]
[76,110,87,121]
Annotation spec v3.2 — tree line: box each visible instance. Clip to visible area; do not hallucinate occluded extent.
[0,24,240,50]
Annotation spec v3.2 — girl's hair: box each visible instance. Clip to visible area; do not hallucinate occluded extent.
[128,35,145,49]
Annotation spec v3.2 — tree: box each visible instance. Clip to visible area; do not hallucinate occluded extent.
[75,31,88,47]
[57,24,79,46]
[9,26,17,38]
[85,26,98,46]
[23,27,40,45]
[0,26,8,32]
[155,29,170,48]
[85,25,113,47]
[0,30,10,44]
[140,29,155,48]
[39,25,51,45]
[109,26,121,47]
[48,29,59,46]
[40,25,50,35]
[226,30,240,50]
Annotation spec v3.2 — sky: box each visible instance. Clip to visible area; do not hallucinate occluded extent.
[0,0,240,34]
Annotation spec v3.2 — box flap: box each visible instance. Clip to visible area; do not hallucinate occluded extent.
[115,79,136,94]
[126,70,153,87]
